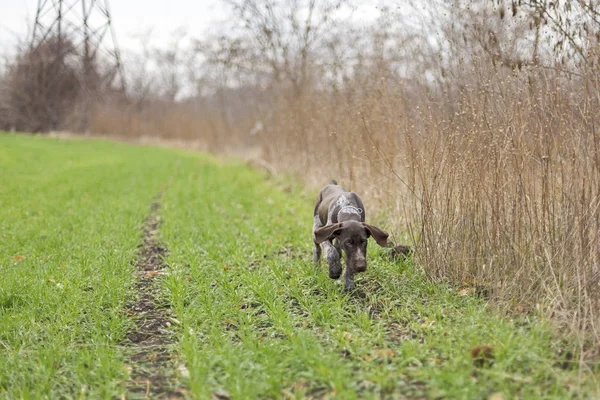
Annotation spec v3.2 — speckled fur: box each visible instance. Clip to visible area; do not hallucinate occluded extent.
[312,181,389,290]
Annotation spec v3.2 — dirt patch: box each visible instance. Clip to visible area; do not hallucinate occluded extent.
[123,196,187,399]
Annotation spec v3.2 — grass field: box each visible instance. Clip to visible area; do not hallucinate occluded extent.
[0,133,598,399]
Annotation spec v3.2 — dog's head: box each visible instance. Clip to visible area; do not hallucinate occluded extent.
[314,221,389,272]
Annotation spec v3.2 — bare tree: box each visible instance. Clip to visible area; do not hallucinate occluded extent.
[196,0,350,97]
[494,0,600,67]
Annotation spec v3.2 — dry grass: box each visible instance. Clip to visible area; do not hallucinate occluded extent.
[260,68,600,350]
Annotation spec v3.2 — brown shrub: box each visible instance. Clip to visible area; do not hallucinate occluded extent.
[3,37,82,132]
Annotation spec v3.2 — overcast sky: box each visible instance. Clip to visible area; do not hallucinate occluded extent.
[0,0,227,55]
[0,1,385,53]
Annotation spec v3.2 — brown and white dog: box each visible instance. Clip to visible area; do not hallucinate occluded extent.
[312,180,389,290]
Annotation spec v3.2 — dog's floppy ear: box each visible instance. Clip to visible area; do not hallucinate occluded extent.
[314,223,343,244]
[363,223,389,247]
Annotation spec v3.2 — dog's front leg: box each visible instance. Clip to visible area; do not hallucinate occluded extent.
[333,238,341,257]
[312,215,323,267]
[344,263,356,291]
[322,240,342,279]
[313,242,322,267]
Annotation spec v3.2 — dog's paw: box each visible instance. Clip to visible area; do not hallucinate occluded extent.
[326,248,342,278]
[354,263,367,273]
[343,281,356,291]
[328,262,342,279]
[325,248,339,263]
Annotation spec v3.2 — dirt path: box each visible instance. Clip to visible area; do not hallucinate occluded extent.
[123,196,186,399]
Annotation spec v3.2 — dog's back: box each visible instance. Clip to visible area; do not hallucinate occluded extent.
[314,182,346,224]
[314,180,366,225]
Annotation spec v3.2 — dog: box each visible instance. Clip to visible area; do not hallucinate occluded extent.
[312,180,389,290]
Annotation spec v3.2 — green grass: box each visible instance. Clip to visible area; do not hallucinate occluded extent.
[0,134,180,398]
[1,133,598,399]
[161,156,599,399]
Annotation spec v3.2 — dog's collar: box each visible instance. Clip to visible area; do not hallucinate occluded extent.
[337,205,362,220]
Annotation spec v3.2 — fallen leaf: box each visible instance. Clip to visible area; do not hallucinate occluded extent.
[212,389,231,399]
[373,348,395,359]
[177,364,190,378]
[458,288,473,296]
[223,265,230,271]
[462,277,475,286]
[488,393,504,400]
[12,255,24,261]
[290,380,309,391]
[515,304,527,313]
[470,345,494,367]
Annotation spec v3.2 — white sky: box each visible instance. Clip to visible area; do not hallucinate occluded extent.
[0,0,226,55]
[0,0,385,56]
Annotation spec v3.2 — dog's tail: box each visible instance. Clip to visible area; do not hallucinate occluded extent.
[329,179,338,185]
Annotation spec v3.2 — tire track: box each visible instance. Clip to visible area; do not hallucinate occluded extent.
[123,196,186,399]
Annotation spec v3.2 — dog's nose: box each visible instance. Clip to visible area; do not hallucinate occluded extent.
[354,260,367,273]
